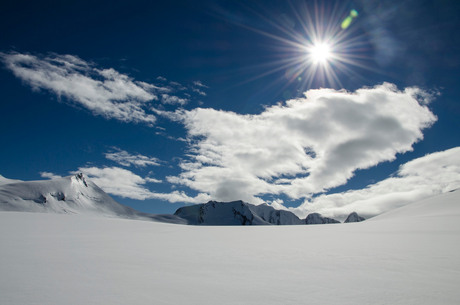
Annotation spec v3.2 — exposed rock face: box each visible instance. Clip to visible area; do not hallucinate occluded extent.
[305,213,340,224]
[344,212,366,223]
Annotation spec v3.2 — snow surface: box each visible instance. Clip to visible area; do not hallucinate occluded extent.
[1,190,459,305]
[0,174,22,185]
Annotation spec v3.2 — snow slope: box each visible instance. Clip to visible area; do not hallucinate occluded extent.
[1,190,459,305]
[0,174,22,185]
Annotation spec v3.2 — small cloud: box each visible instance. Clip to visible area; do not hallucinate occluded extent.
[169,81,187,91]
[40,172,62,179]
[146,177,162,183]
[105,148,161,167]
[193,80,209,88]
[192,88,207,96]
[161,94,189,105]
[156,76,167,81]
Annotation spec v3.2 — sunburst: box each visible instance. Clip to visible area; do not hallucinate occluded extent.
[229,2,375,92]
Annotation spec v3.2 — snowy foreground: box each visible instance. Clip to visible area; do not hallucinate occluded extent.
[1,190,460,305]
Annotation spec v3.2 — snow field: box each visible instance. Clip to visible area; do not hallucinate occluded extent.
[1,191,459,305]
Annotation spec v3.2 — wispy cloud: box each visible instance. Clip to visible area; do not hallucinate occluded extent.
[192,88,207,96]
[0,52,193,126]
[76,166,210,203]
[295,147,460,220]
[193,80,208,88]
[161,94,189,105]
[145,177,162,183]
[105,148,161,167]
[40,172,63,179]
[191,80,208,96]
[0,52,157,125]
[165,83,437,204]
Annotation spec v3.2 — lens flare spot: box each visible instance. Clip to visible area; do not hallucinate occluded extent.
[341,9,359,29]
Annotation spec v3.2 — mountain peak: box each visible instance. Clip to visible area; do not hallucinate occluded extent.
[344,212,365,223]
[72,173,88,187]
[305,213,340,224]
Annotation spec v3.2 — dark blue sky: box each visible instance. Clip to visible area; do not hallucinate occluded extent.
[1,0,459,216]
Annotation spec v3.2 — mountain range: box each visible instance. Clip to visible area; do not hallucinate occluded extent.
[0,173,362,225]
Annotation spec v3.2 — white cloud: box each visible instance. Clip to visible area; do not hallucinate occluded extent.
[192,88,207,96]
[166,83,437,204]
[295,147,460,220]
[191,81,208,96]
[76,166,210,203]
[161,94,189,105]
[40,172,62,179]
[145,177,162,183]
[0,52,164,125]
[105,148,161,167]
[193,80,208,88]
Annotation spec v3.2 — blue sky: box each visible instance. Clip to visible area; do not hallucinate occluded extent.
[1,0,459,218]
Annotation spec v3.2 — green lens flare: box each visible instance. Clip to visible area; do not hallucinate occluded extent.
[341,9,358,30]
[341,16,353,29]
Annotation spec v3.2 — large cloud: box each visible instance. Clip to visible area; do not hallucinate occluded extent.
[296,147,460,220]
[167,83,437,204]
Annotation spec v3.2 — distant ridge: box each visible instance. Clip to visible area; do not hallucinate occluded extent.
[174,200,341,226]
[0,173,363,226]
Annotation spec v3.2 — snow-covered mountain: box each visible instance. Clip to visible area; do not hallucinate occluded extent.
[0,173,185,223]
[174,200,301,225]
[0,173,139,216]
[305,213,340,224]
[174,200,340,225]
[344,212,366,223]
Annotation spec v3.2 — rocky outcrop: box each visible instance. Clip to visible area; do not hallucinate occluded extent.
[305,213,340,224]
[344,212,365,223]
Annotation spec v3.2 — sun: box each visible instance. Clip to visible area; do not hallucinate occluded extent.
[308,42,332,64]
